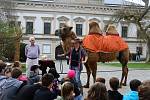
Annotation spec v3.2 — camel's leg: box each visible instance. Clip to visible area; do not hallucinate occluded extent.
[118,49,129,87]
[84,62,91,88]
[120,62,128,87]
[120,67,125,87]
[123,66,128,86]
[120,65,128,86]
[91,62,97,83]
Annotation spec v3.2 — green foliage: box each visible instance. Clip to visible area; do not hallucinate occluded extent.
[0,20,22,61]
[21,63,26,73]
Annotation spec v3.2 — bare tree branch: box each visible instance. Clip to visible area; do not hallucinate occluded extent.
[138,6,150,21]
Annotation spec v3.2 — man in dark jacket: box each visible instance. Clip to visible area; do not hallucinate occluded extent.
[33,73,56,100]
[15,83,42,100]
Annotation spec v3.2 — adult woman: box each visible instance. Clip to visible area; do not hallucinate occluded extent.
[69,38,88,88]
[59,38,88,88]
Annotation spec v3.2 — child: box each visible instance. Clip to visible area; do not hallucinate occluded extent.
[0,61,7,98]
[4,67,12,78]
[12,61,21,69]
[28,65,40,85]
[108,77,123,100]
[96,77,106,84]
[61,70,82,100]
[33,73,56,100]
[0,68,23,100]
[85,82,108,100]
[57,82,74,100]
[123,79,141,100]
[138,80,150,100]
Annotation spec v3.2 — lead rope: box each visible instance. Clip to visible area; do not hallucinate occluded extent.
[69,48,72,69]
[78,47,81,70]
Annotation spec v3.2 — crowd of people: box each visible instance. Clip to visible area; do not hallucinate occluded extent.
[0,60,150,100]
[0,22,149,100]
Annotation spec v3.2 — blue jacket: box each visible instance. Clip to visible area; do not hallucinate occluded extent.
[0,76,7,98]
[0,77,22,100]
[123,91,139,100]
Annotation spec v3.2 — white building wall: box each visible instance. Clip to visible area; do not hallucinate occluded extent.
[116,22,122,36]
[15,1,148,60]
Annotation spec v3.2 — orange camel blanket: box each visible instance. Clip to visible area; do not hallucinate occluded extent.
[82,33,128,52]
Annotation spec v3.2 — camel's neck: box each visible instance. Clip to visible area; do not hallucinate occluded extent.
[61,31,77,53]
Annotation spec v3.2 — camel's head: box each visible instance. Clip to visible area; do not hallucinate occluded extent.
[55,25,77,53]
[55,25,73,41]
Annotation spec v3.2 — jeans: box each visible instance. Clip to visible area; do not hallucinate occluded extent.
[74,94,83,100]
[70,66,82,87]
[136,55,140,61]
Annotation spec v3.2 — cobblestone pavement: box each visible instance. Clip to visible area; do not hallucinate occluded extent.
[53,60,150,97]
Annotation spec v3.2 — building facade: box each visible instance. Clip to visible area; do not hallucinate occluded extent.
[14,0,148,60]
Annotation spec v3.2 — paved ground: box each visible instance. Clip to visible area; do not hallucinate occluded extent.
[47,60,150,97]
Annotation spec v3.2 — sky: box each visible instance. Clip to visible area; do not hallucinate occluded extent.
[105,0,146,5]
[126,0,145,5]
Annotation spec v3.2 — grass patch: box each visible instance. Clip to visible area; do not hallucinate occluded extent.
[21,64,26,73]
[99,62,150,69]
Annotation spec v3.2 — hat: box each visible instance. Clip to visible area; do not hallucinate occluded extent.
[18,75,28,81]
[67,70,75,79]
[73,38,82,44]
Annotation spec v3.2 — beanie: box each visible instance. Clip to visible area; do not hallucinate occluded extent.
[67,70,75,79]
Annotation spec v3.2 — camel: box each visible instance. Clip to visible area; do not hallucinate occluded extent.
[55,22,130,88]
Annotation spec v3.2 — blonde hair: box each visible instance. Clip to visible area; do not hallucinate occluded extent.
[89,21,102,34]
[106,24,118,34]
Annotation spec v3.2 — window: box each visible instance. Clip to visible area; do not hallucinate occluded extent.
[43,44,51,54]
[9,21,15,27]
[9,21,21,27]
[26,22,33,34]
[76,24,82,36]
[59,23,65,28]
[122,26,128,38]
[44,22,51,34]
[104,24,108,32]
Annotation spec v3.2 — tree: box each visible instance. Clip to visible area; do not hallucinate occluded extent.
[0,0,23,61]
[114,1,150,62]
